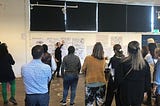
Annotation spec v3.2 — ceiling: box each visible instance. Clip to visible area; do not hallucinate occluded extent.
[66,0,160,5]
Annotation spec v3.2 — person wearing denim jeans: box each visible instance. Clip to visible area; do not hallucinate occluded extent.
[60,46,81,106]
[62,73,79,105]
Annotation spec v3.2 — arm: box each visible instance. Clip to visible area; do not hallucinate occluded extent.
[77,58,81,74]
[154,62,160,85]
[51,56,57,73]
[81,57,87,73]
[8,53,15,65]
[153,61,160,95]
[59,40,64,49]
[61,58,65,78]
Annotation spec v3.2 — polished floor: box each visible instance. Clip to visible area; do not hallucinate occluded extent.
[0,74,151,106]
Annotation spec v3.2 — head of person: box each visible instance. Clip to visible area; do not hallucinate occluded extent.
[32,45,44,59]
[141,46,149,58]
[113,44,124,57]
[56,42,61,47]
[0,43,8,57]
[127,41,145,70]
[148,43,157,59]
[91,42,104,60]
[154,48,160,59]
[42,44,48,53]
[68,46,75,55]
[128,41,140,55]
[147,38,157,58]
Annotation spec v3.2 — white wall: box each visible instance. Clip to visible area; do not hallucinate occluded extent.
[0,0,152,77]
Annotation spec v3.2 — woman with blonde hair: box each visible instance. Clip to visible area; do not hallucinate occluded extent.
[116,41,151,106]
[82,42,107,106]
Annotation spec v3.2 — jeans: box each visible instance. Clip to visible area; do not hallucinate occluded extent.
[62,73,79,104]
[25,93,49,106]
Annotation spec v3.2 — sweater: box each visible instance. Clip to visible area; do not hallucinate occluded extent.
[82,55,107,84]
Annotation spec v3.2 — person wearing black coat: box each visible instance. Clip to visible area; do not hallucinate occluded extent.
[54,40,64,77]
[116,41,151,106]
[105,44,125,106]
[0,43,17,105]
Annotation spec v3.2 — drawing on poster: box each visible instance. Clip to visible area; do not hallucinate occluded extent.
[96,35,108,46]
[111,36,123,46]
[72,38,85,60]
[60,37,72,59]
[31,37,85,62]
[31,38,44,47]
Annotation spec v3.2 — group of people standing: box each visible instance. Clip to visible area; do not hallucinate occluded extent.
[82,41,151,106]
[0,39,159,106]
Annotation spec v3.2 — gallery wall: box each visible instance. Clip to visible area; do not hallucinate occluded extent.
[0,0,157,77]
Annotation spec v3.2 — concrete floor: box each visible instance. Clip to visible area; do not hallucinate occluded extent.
[0,75,85,106]
[0,74,150,106]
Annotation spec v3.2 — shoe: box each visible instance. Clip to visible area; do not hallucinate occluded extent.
[57,75,61,78]
[4,100,8,104]
[70,103,75,106]
[60,100,67,106]
[9,97,18,105]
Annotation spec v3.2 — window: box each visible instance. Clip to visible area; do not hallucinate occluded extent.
[126,5,151,32]
[30,0,153,32]
[154,6,160,30]
[30,1,65,31]
[66,2,96,31]
[98,3,126,32]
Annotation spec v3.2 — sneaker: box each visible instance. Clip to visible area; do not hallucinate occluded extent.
[60,100,67,106]
[70,103,75,106]
[9,97,18,105]
[4,100,8,104]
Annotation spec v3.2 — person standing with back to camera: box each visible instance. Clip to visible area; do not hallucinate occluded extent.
[82,42,107,106]
[105,44,125,106]
[41,44,57,94]
[21,45,51,106]
[54,40,64,78]
[116,41,151,106]
[60,46,81,106]
[0,43,18,105]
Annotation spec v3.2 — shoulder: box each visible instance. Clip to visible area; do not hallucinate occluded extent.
[41,62,50,68]
[86,55,92,59]
[84,55,92,61]
[74,54,80,59]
